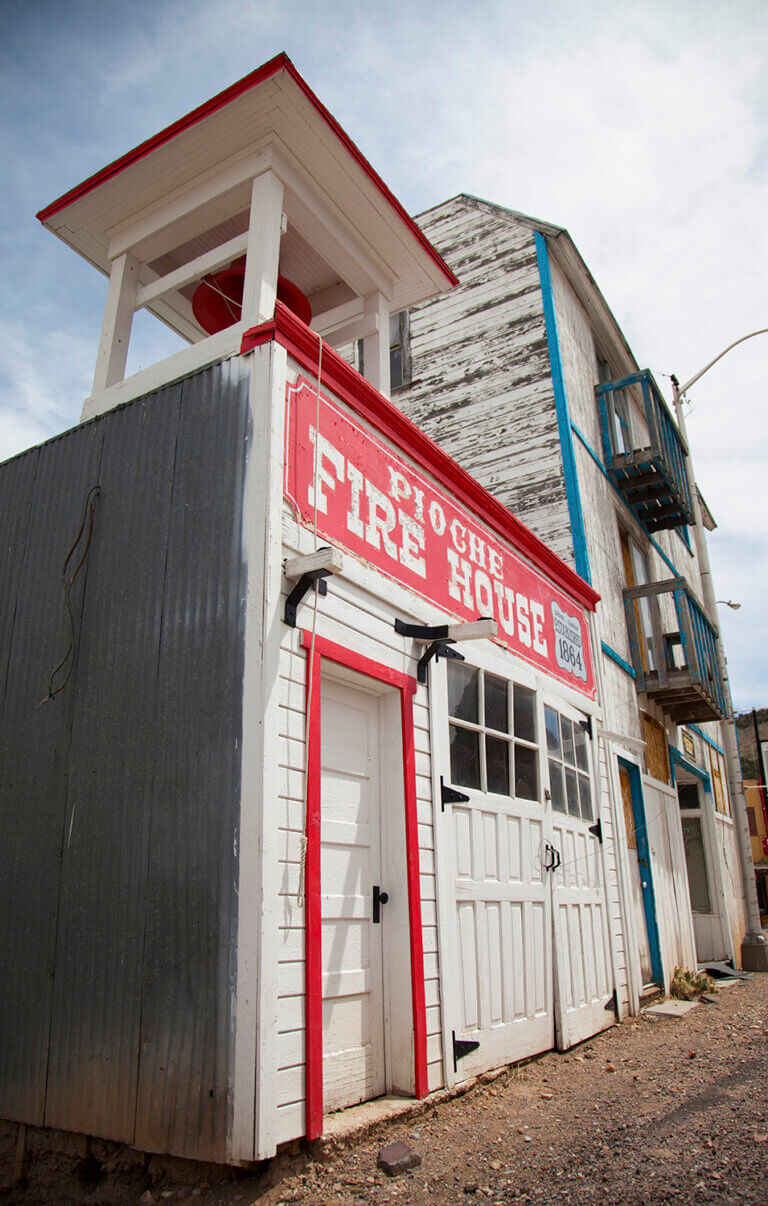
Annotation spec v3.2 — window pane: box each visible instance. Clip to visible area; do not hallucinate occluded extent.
[677,783,699,811]
[545,707,560,755]
[574,723,589,771]
[681,817,712,912]
[448,662,478,723]
[389,312,401,344]
[485,673,509,733]
[561,717,575,766]
[390,345,404,390]
[578,773,593,821]
[514,743,538,801]
[450,725,480,790]
[486,735,510,796]
[513,685,536,743]
[549,761,566,812]
[565,768,580,817]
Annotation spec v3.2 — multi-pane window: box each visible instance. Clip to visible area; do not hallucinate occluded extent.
[545,706,593,821]
[447,662,538,800]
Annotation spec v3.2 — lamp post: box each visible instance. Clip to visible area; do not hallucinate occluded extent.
[671,329,768,970]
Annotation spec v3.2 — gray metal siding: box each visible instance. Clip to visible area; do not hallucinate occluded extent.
[44,385,183,1142]
[134,359,249,1162]
[0,358,251,1162]
[0,429,105,1125]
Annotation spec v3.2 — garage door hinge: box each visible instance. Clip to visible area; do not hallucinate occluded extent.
[452,1030,480,1072]
[441,776,470,811]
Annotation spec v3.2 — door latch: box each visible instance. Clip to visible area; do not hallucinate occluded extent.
[372,884,389,924]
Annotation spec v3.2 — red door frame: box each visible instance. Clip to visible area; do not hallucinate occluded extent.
[300,629,427,1139]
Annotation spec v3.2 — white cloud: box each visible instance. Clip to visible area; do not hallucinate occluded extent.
[0,321,92,463]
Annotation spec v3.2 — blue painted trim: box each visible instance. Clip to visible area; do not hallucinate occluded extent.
[601,641,637,679]
[571,421,606,473]
[619,758,663,986]
[688,724,724,756]
[570,421,684,578]
[649,537,679,577]
[676,525,693,555]
[535,231,592,585]
[670,746,712,792]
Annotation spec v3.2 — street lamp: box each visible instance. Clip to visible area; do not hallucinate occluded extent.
[716,600,741,611]
[671,329,768,971]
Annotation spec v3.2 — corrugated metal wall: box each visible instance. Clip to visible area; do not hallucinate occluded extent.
[0,358,251,1162]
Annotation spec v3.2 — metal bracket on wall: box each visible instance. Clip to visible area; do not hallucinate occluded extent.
[452,1030,480,1072]
[283,546,343,627]
[440,776,470,813]
[394,618,451,642]
[417,641,464,684]
[284,574,328,627]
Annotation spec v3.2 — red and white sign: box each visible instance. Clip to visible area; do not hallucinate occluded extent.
[284,378,595,698]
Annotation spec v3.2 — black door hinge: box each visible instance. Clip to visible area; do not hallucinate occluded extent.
[440,776,470,812]
[452,1030,480,1072]
[588,818,603,844]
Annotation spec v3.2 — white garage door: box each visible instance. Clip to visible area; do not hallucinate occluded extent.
[544,701,614,1048]
[439,663,614,1079]
[441,663,554,1078]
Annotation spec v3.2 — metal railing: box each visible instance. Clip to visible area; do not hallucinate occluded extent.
[596,371,694,532]
[623,577,728,722]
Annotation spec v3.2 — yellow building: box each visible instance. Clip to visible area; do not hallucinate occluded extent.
[745,781,768,925]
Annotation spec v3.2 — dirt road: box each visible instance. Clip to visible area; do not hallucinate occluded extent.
[4,975,767,1206]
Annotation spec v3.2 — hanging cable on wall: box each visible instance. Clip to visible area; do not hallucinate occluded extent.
[297,335,324,909]
[40,485,100,705]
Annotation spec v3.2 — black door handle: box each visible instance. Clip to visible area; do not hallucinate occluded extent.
[543,842,561,872]
[372,885,389,923]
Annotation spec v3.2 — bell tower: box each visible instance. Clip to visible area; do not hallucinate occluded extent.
[37,53,456,421]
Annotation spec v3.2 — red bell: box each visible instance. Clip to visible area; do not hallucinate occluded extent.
[192,257,312,334]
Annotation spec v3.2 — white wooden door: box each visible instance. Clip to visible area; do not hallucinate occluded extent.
[451,791,554,1075]
[320,679,385,1112]
[441,663,554,1079]
[544,702,614,1048]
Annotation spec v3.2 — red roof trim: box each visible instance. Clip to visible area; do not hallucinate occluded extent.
[35,54,458,288]
[243,304,600,612]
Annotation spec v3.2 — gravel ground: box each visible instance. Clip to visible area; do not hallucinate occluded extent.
[3,975,767,1206]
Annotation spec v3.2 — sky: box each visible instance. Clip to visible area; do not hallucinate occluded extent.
[0,0,766,707]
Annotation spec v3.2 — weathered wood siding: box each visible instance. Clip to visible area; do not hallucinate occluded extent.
[398,199,737,993]
[395,196,574,565]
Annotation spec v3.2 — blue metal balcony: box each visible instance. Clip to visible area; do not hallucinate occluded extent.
[596,371,694,533]
[623,577,728,723]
